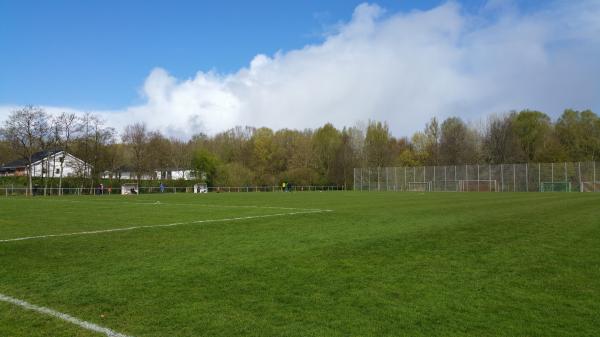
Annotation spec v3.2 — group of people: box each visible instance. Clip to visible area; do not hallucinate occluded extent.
[95,183,112,195]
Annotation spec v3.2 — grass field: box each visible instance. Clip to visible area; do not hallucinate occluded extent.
[1,191,599,337]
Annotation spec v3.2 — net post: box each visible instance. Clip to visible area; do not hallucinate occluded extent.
[594,161,597,192]
[377,167,381,191]
[404,167,407,191]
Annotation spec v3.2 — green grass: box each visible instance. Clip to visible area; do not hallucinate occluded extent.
[1,192,599,336]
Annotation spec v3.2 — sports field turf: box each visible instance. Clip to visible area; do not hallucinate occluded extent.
[1,192,599,336]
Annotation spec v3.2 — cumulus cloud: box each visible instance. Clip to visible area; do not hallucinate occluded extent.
[1,1,599,138]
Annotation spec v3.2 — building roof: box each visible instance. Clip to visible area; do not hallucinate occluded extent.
[1,149,65,169]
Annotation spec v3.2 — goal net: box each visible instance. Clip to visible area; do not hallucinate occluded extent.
[458,180,497,192]
[581,181,600,192]
[407,181,432,192]
[540,182,571,192]
[193,183,208,194]
[121,183,139,195]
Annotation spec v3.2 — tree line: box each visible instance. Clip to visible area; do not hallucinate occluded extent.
[1,105,599,191]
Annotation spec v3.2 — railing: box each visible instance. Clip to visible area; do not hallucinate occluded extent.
[0,185,346,197]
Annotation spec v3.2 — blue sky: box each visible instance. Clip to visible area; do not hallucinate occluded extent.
[0,0,539,109]
[0,0,440,108]
[1,0,598,137]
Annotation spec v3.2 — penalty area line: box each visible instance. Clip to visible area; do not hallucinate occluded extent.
[0,293,133,337]
[0,209,333,243]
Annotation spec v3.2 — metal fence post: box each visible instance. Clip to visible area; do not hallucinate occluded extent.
[525,163,528,192]
[377,167,381,191]
[444,166,447,192]
[578,162,582,192]
[513,164,516,192]
[386,167,389,191]
[594,161,597,192]
[538,163,541,191]
[477,164,480,192]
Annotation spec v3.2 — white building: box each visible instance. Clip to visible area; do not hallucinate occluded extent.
[102,168,196,181]
[156,169,195,180]
[0,149,91,177]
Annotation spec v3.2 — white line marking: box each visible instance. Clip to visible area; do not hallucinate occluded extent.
[0,209,332,243]
[0,293,133,337]
[15,198,327,212]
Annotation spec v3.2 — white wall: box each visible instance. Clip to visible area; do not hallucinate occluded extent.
[30,152,91,178]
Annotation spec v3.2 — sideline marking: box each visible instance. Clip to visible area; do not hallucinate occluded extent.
[0,293,133,337]
[15,198,327,212]
[0,209,332,243]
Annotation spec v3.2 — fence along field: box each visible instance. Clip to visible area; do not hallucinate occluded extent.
[354,161,600,192]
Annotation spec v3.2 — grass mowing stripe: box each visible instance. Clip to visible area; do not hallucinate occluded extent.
[11,198,330,212]
[0,209,333,243]
[0,293,133,337]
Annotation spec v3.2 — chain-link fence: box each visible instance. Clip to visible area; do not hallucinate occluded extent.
[354,162,600,192]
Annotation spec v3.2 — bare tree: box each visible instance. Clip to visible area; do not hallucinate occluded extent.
[122,123,149,185]
[2,106,50,195]
[53,112,82,194]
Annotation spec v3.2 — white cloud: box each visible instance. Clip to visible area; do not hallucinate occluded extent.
[1,1,599,138]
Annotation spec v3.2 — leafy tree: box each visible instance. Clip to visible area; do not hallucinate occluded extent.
[312,123,342,184]
[512,110,552,162]
[439,117,478,164]
[555,109,600,161]
[364,121,392,168]
[192,148,219,185]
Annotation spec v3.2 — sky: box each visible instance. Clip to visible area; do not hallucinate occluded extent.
[1,0,599,138]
